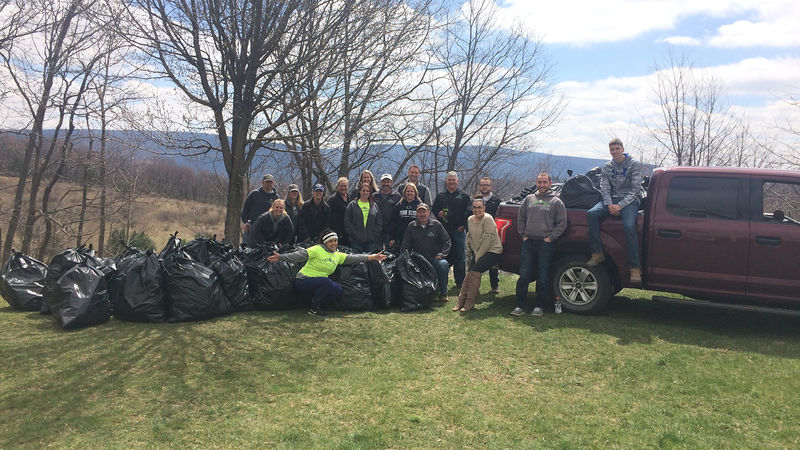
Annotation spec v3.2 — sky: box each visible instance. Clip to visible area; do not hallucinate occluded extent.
[491,0,800,160]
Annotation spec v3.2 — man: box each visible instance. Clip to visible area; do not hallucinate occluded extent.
[397,164,433,206]
[298,183,332,242]
[510,172,567,317]
[432,171,471,288]
[586,138,644,284]
[401,203,451,302]
[328,177,350,246]
[479,176,502,293]
[373,173,402,249]
[241,174,279,245]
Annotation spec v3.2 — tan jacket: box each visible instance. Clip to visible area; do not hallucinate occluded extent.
[467,213,503,262]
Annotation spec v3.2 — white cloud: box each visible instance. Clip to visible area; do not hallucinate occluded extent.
[659,36,701,46]
[493,0,800,48]
[543,56,800,159]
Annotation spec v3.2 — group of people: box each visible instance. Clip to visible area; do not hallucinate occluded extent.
[245,138,644,317]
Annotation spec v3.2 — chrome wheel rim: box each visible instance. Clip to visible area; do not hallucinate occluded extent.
[559,267,599,305]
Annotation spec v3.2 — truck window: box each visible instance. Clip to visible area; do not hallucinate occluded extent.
[763,181,800,225]
[665,176,741,220]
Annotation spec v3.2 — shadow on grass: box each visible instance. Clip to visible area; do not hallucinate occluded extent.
[462,291,800,359]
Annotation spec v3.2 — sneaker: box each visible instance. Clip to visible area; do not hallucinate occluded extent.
[490,287,500,294]
[531,307,544,316]
[438,294,449,303]
[510,307,526,316]
[307,308,328,317]
[585,252,605,267]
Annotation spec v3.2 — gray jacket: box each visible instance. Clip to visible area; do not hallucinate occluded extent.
[517,189,567,241]
[344,200,383,247]
[400,218,451,262]
[600,154,643,209]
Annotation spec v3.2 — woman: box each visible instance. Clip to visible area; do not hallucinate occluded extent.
[252,199,295,247]
[344,183,383,252]
[390,182,421,248]
[454,198,503,312]
[328,177,350,247]
[297,183,331,242]
[267,230,386,316]
[349,169,379,200]
[284,184,304,238]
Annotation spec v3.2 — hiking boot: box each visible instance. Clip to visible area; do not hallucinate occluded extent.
[585,252,605,267]
[531,307,544,316]
[630,268,642,284]
[307,308,328,317]
[438,294,449,303]
[509,307,526,316]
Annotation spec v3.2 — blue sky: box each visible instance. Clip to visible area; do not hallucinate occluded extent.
[491,0,800,160]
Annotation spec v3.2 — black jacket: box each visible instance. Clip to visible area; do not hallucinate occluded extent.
[392,198,420,242]
[297,200,331,242]
[400,218,451,262]
[344,200,383,248]
[397,182,433,205]
[252,212,294,246]
[432,188,472,236]
[373,190,402,235]
[241,187,279,224]
[327,193,350,245]
[483,193,502,217]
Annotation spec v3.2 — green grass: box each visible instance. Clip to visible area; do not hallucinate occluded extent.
[1,276,799,448]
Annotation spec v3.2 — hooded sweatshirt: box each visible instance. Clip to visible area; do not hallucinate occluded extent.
[517,188,567,241]
[600,153,644,209]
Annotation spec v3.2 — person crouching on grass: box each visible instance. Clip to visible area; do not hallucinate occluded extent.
[267,229,387,317]
[453,198,503,312]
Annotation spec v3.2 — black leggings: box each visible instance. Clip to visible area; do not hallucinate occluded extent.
[468,252,501,273]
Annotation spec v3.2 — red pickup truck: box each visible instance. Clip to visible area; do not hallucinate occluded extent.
[494,166,800,314]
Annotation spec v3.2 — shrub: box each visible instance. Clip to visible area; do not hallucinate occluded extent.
[106,229,155,256]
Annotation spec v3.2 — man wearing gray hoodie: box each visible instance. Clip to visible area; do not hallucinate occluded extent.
[585,138,644,283]
[510,172,567,316]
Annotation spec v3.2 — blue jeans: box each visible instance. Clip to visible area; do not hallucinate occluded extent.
[294,277,342,310]
[447,230,466,287]
[430,258,450,296]
[587,200,640,268]
[515,239,554,309]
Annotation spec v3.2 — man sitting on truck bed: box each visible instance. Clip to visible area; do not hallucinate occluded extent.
[586,138,644,283]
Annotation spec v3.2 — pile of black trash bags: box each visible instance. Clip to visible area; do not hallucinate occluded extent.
[0,233,438,330]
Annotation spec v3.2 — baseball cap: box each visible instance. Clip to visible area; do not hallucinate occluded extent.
[416,203,429,211]
[262,174,275,182]
[313,183,325,192]
[288,184,299,192]
[381,173,393,181]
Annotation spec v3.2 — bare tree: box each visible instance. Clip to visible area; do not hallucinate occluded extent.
[123,0,350,244]
[645,50,738,167]
[430,0,562,187]
[0,0,98,260]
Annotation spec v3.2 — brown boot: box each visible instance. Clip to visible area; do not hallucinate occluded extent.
[453,273,471,311]
[630,268,641,284]
[460,272,482,312]
[586,252,605,267]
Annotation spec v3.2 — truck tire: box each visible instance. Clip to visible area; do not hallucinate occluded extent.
[551,255,611,314]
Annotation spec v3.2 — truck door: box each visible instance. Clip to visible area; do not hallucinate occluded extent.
[747,178,800,306]
[646,174,750,298]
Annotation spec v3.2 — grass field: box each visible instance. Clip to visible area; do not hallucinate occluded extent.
[1,275,799,448]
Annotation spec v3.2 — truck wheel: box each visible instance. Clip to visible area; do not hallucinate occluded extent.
[551,255,611,314]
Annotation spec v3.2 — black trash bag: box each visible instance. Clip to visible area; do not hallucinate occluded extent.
[559,174,602,209]
[48,264,111,330]
[43,246,99,314]
[367,254,399,308]
[241,245,300,310]
[0,251,48,311]
[396,250,436,311]
[94,257,118,279]
[331,261,374,311]
[157,231,183,260]
[162,254,232,322]
[114,245,142,265]
[585,166,602,190]
[109,250,169,323]
[210,252,252,312]
[183,235,231,266]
